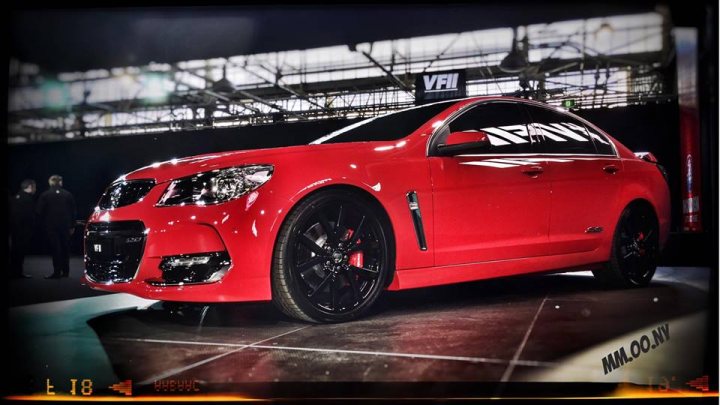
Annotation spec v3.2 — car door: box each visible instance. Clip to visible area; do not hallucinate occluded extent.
[429,101,552,266]
[523,104,623,255]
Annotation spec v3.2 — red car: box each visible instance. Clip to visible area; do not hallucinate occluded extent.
[84,96,670,323]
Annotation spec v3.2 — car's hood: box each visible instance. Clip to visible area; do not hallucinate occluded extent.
[123,142,382,183]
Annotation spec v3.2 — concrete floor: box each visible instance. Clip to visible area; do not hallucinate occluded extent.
[6,263,712,398]
[5,256,110,306]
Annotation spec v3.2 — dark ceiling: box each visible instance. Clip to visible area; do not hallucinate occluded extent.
[7,2,697,73]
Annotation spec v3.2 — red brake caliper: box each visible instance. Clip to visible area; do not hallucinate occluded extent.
[343,229,364,268]
[637,232,646,256]
[349,251,364,267]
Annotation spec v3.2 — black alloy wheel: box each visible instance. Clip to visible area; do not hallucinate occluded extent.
[593,203,659,287]
[272,190,391,323]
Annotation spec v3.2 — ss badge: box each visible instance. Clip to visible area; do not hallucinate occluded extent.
[93,244,102,253]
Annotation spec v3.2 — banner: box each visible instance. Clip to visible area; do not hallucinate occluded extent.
[415,70,466,105]
[674,28,702,232]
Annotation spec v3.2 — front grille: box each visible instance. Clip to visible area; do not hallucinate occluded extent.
[97,180,155,210]
[85,221,146,283]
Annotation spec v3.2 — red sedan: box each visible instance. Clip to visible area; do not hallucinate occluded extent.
[84,96,670,322]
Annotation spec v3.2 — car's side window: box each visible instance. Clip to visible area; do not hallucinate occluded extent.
[442,102,536,154]
[584,122,616,155]
[522,105,596,154]
[522,105,615,155]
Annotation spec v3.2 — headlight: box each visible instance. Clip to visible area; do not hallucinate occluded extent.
[157,165,274,206]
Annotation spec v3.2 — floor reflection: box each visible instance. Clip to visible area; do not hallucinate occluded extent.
[84,269,709,386]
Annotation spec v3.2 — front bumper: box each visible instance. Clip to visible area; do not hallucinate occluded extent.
[83,183,278,302]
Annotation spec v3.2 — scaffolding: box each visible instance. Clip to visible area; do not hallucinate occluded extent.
[8,12,674,143]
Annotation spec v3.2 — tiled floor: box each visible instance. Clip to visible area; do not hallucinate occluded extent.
[7,267,711,397]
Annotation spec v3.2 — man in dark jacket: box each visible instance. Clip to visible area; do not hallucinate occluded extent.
[9,179,37,278]
[37,175,76,279]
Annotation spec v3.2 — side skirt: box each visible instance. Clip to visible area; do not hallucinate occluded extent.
[387,251,606,291]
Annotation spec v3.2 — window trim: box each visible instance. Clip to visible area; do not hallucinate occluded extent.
[427,100,536,156]
[426,99,619,158]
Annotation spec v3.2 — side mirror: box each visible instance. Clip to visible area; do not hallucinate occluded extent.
[436,130,491,156]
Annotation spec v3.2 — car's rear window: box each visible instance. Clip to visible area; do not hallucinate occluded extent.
[311,100,457,144]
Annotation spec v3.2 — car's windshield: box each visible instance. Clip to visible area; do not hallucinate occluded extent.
[310,100,457,144]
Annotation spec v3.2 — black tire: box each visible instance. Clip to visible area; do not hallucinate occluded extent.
[593,203,659,288]
[271,190,391,323]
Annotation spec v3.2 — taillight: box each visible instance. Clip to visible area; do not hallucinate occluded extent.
[634,151,667,184]
[634,151,658,163]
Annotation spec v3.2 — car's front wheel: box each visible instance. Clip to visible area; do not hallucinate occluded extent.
[593,202,659,288]
[271,190,391,323]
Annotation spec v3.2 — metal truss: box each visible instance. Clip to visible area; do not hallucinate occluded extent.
[8,12,674,143]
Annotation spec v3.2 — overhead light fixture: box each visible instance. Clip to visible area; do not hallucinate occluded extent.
[140,72,170,104]
[41,79,71,110]
[595,21,615,35]
[499,27,529,73]
[211,64,235,94]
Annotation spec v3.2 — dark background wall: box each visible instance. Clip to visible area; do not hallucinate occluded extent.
[577,103,682,230]
[7,103,683,255]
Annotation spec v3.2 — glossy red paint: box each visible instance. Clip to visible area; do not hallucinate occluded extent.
[430,154,552,264]
[84,96,670,302]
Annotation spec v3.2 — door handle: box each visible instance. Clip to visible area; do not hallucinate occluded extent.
[603,164,620,174]
[521,165,544,177]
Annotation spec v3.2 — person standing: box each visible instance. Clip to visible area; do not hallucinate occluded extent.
[9,179,37,279]
[37,175,76,279]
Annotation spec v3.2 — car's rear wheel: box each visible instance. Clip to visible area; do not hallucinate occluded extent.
[271,190,391,323]
[593,203,659,287]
